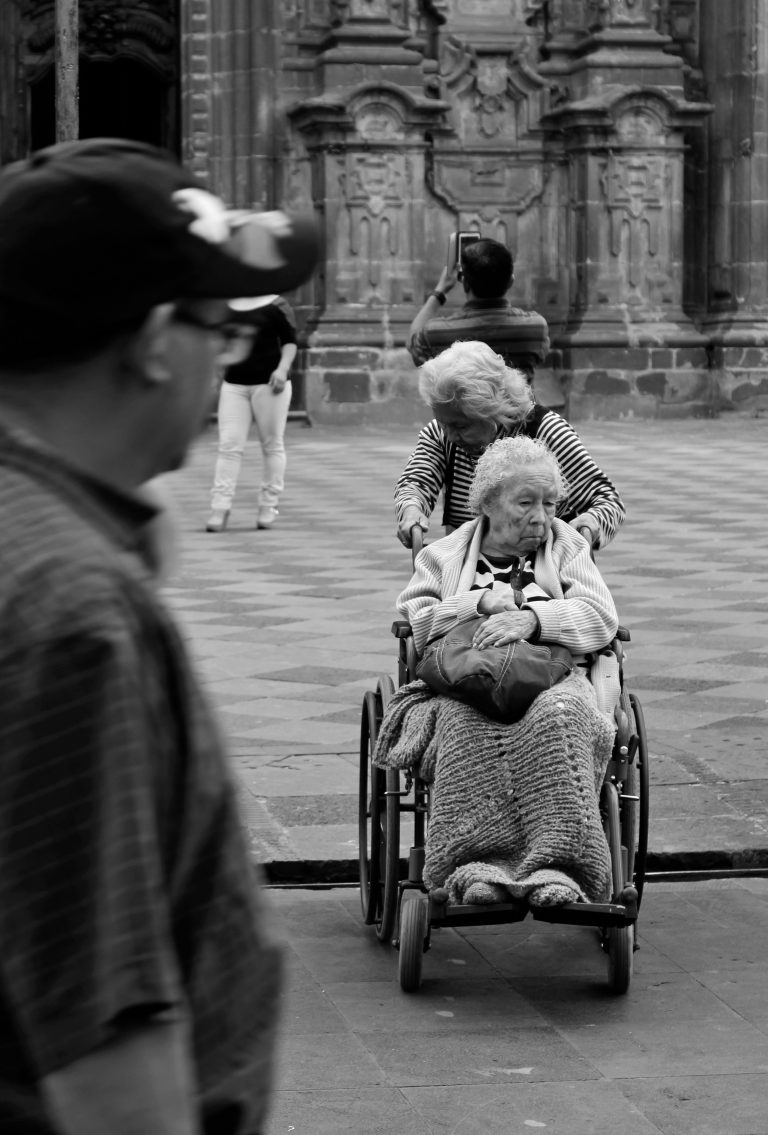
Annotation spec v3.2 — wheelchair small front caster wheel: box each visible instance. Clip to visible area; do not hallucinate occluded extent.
[398,897,428,993]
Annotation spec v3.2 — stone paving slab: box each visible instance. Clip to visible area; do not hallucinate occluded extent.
[263,880,768,1135]
[160,415,768,876]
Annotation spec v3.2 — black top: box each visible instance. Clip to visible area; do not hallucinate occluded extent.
[223,296,298,385]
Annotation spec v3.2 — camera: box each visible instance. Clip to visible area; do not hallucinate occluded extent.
[447,230,481,277]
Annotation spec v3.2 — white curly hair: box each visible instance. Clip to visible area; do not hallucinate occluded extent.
[467,436,569,515]
[418,340,534,427]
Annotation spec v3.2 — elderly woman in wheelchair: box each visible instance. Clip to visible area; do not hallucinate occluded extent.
[361,435,647,992]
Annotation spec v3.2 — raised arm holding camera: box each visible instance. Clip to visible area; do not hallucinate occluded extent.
[407,236,550,382]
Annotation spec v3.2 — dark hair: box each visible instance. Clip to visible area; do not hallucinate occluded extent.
[0,297,150,373]
[461,239,513,298]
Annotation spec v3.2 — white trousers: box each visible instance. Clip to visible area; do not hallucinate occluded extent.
[210,380,292,511]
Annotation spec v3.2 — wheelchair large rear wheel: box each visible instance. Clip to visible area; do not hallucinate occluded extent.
[628,693,649,906]
[358,678,400,942]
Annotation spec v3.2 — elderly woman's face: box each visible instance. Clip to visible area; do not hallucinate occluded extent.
[433,404,497,455]
[484,472,558,555]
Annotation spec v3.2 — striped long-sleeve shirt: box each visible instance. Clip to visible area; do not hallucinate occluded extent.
[394,407,626,549]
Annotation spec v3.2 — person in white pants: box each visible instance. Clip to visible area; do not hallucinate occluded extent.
[207,295,298,531]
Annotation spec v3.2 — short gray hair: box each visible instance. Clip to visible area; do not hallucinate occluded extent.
[418,340,534,428]
[468,436,569,515]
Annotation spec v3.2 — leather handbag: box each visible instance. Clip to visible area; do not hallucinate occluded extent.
[415,615,574,724]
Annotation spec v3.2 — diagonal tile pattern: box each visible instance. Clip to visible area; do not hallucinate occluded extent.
[161,415,768,875]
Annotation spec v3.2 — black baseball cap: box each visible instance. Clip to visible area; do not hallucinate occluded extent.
[0,138,321,323]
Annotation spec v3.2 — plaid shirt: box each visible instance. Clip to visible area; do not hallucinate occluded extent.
[0,422,281,1134]
[408,297,550,380]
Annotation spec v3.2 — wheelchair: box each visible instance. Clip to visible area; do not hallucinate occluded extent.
[358,527,649,996]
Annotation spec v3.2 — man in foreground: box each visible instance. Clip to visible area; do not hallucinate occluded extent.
[0,138,318,1135]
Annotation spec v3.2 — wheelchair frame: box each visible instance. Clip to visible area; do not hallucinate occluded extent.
[358,529,650,996]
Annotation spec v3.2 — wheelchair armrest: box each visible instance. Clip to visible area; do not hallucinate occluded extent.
[391,620,413,639]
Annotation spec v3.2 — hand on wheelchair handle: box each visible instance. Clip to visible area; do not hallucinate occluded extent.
[397,509,429,548]
[568,514,599,548]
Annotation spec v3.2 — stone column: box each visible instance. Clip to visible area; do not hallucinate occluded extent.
[180,0,279,208]
[288,3,450,424]
[542,0,713,418]
[700,0,768,414]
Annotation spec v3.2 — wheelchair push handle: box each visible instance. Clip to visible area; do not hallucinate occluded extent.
[410,523,424,568]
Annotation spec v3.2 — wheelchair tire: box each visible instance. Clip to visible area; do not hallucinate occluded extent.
[398,896,428,992]
[629,693,650,907]
[378,766,401,944]
[607,924,634,995]
[358,679,401,941]
[359,690,383,925]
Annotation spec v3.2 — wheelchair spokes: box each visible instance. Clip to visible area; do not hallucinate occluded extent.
[358,679,400,941]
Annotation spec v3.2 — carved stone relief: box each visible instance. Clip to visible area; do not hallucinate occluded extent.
[600,153,672,297]
[586,0,657,29]
[354,104,406,142]
[337,150,412,303]
[544,0,588,37]
[330,0,410,23]
[615,104,668,142]
[439,37,546,142]
[22,0,175,78]
[430,156,543,215]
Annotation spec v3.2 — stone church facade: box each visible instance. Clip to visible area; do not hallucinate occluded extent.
[2,1,767,422]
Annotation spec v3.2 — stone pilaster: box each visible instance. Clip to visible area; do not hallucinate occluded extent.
[700,0,768,414]
[542,0,713,418]
[287,2,450,424]
[180,0,279,209]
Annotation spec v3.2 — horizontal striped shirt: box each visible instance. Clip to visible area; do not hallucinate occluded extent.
[470,552,552,607]
[394,408,625,548]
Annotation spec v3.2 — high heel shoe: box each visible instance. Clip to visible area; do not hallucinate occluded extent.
[205,509,230,532]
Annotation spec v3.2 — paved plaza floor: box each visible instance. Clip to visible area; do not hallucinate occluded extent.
[163,413,768,877]
[262,878,768,1135]
[161,414,768,1134]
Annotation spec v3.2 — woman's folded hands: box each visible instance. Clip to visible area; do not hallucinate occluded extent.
[472,607,539,649]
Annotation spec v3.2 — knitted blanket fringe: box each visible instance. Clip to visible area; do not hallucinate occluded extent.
[373,672,615,907]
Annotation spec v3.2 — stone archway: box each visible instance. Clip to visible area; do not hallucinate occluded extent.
[22,0,178,152]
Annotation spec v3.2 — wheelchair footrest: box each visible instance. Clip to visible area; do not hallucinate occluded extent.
[428,897,529,928]
[531,900,635,928]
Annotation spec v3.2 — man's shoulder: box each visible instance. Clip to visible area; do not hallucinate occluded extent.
[502,306,549,328]
[422,302,549,353]
[0,474,154,647]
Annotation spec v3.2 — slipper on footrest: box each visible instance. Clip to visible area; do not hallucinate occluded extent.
[463,881,509,905]
[529,881,583,907]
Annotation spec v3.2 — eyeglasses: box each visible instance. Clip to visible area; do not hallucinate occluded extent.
[172,306,255,359]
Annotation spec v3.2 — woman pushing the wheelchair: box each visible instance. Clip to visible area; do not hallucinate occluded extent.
[375,435,621,908]
[394,340,625,551]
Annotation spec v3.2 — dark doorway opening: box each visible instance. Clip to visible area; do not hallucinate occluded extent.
[30,57,176,152]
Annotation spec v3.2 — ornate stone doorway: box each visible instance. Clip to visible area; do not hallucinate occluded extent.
[21,0,178,153]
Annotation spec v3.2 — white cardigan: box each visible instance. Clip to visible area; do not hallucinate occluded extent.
[397,517,619,658]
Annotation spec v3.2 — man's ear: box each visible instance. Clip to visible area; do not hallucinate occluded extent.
[120,304,175,385]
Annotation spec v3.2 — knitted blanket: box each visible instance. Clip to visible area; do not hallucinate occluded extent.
[373,671,615,907]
